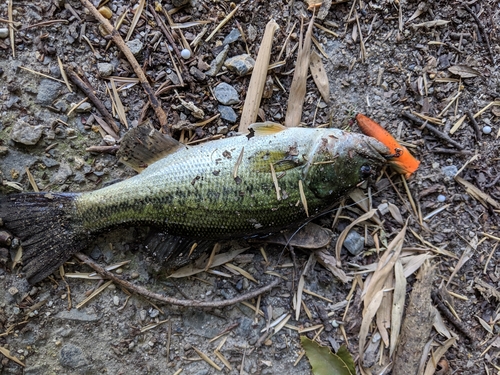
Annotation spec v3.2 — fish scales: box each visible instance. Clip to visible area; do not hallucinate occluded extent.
[1,126,389,284]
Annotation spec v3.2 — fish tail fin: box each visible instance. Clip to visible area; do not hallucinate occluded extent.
[1,192,87,284]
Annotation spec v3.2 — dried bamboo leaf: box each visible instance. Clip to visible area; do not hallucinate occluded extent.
[362,225,406,308]
[168,248,249,278]
[388,203,404,225]
[448,65,481,78]
[358,289,384,362]
[239,19,279,133]
[193,347,222,371]
[296,253,315,320]
[432,307,452,339]
[0,346,25,367]
[423,337,457,375]
[376,271,393,347]
[455,176,500,209]
[224,263,257,283]
[446,235,476,287]
[285,15,315,127]
[309,50,330,103]
[390,260,406,357]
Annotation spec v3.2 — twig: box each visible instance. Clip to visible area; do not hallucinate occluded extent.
[466,110,482,141]
[74,253,280,308]
[80,0,168,132]
[464,5,495,64]
[65,65,120,134]
[402,111,464,150]
[85,145,120,154]
[431,292,476,345]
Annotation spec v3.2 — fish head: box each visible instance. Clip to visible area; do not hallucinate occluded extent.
[304,130,390,200]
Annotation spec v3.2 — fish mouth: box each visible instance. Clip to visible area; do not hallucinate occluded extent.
[357,136,391,163]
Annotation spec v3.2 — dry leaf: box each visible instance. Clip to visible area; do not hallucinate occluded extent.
[376,271,394,347]
[309,50,330,103]
[0,346,25,367]
[285,15,315,127]
[358,289,384,362]
[448,65,481,78]
[423,337,457,375]
[390,260,406,357]
[412,20,450,28]
[315,250,352,283]
[388,203,404,225]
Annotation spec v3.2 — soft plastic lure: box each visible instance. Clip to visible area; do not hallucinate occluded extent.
[356,113,420,179]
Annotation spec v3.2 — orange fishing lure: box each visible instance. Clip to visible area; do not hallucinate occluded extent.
[356,113,420,179]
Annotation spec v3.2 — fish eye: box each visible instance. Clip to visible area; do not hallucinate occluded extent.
[360,165,372,178]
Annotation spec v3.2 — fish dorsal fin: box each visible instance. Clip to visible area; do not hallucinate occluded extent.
[249,122,287,136]
[118,124,184,172]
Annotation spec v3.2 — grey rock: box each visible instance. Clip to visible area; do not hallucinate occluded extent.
[24,365,50,375]
[442,165,458,177]
[218,105,238,123]
[217,125,229,134]
[172,0,190,6]
[50,162,73,184]
[97,62,114,77]
[213,82,239,105]
[0,146,8,156]
[56,309,101,322]
[36,78,64,105]
[224,54,255,76]
[59,344,90,372]
[76,102,92,113]
[53,99,69,112]
[0,28,8,39]
[223,28,241,45]
[41,157,59,168]
[5,95,20,108]
[167,72,181,86]
[10,119,43,145]
[343,230,365,256]
[206,44,229,76]
[126,39,143,55]
[192,370,209,375]
[50,65,61,78]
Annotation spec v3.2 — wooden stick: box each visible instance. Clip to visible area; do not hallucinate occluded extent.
[65,65,120,135]
[74,252,280,308]
[402,111,464,150]
[466,110,482,141]
[79,0,169,132]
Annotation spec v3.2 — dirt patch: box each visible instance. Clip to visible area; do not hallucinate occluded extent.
[0,0,499,374]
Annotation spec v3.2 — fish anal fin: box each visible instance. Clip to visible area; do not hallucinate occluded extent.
[249,122,287,136]
[118,124,184,172]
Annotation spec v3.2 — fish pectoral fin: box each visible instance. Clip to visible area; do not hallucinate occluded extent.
[249,122,287,136]
[118,124,185,172]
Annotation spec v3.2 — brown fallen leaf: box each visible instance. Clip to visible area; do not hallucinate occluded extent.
[309,50,330,103]
[448,65,481,78]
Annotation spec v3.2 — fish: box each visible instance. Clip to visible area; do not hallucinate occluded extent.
[355,113,420,179]
[0,123,390,284]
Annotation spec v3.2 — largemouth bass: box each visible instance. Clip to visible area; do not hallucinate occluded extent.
[0,123,389,284]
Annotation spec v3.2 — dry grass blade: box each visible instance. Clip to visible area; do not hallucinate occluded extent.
[224,263,257,283]
[239,19,279,133]
[309,50,330,103]
[125,0,145,41]
[205,4,240,42]
[446,235,476,288]
[390,260,406,357]
[295,253,315,320]
[0,346,25,367]
[76,280,113,309]
[8,0,14,57]
[423,337,457,375]
[19,66,66,84]
[109,78,129,128]
[362,224,406,307]
[298,179,309,217]
[270,163,281,201]
[193,347,222,371]
[335,208,378,266]
[233,148,244,179]
[358,289,384,363]
[285,14,315,127]
[57,56,72,92]
[455,176,500,209]
[25,167,39,192]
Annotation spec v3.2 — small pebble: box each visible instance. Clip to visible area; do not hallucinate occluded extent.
[113,296,120,306]
[181,49,191,59]
[437,194,446,203]
[0,28,8,39]
[482,125,492,134]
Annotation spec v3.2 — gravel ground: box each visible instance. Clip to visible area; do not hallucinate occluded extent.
[1,0,500,374]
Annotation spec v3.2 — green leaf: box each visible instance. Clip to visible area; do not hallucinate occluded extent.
[301,337,355,375]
